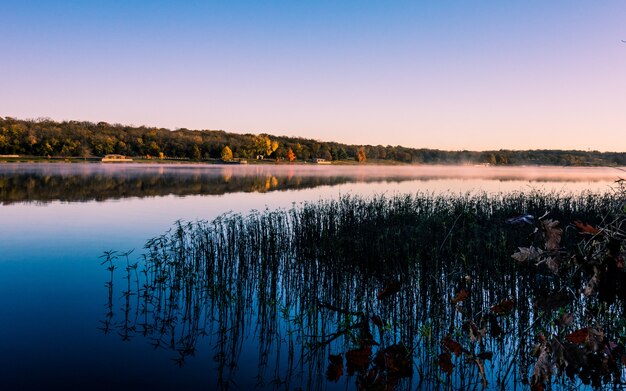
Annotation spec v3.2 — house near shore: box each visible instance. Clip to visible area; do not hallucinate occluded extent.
[102,154,133,162]
[313,158,331,164]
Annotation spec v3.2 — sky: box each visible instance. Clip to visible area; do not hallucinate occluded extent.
[1,1,625,151]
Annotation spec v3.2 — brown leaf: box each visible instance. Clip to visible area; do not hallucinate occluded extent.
[490,299,515,315]
[442,335,464,356]
[438,352,454,375]
[346,346,372,375]
[377,280,401,300]
[565,328,589,344]
[586,328,604,352]
[451,289,469,304]
[374,343,413,378]
[326,354,343,382]
[511,246,543,263]
[530,345,552,389]
[534,291,571,312]
[573,220,600,235]
[541,219,562,251]
[583,266,601,296]
[545,257,559,274]
[463,320,485,343]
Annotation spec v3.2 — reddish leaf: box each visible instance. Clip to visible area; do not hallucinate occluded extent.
[565,328,589,344]
[442,335,463,356]
[374,343,413,378]
[326,354,343,382]
[346,346,372,375]
[451,289,469,304]
[377,280,401,300]
[490,299,515,315]
[573,220,600,235]
[438,352,454,375]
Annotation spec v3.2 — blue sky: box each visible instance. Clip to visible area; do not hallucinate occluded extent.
[1,1,625,151]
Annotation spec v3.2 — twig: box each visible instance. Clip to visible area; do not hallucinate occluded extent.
[500,312,546,386]
[440,211,464,252]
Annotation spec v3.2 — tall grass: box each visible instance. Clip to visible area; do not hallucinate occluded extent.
[102,190,625,390]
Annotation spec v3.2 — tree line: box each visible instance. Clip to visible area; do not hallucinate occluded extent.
[1,116,624,166]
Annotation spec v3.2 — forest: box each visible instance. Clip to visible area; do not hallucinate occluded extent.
[1,116,625,166]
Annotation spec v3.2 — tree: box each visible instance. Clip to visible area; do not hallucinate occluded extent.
[287,148,296,162]
[221,146,233,162]
[192,144,202,160]
[356,147,366,163]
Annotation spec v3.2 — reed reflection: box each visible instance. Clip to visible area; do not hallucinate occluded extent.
[101,191,626,390]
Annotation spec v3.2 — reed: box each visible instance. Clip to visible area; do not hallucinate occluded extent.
[102,190,625,390]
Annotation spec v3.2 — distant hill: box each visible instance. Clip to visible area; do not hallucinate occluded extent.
[1,116,624,166]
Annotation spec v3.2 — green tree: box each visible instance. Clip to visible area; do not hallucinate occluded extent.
[192,145,202,160]
[221,145,233,162]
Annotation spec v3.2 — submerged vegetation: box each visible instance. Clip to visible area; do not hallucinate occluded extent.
[101,189,626,390]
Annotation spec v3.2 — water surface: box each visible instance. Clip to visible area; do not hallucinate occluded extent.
[0,163,623,390]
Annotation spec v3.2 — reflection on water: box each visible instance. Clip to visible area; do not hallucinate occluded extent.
[102,193,626,390]
[0,163,623,204]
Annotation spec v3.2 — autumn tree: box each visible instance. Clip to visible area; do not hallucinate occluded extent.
[356,147,366,163]
[221,146,233,162]
[287,148,296,162]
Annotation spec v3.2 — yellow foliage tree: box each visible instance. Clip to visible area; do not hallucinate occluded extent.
[221,146,233,162]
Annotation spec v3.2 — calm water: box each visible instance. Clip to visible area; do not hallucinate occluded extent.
[0,163,622,390]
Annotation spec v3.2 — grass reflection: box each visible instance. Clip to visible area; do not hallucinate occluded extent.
[101,190,626,390]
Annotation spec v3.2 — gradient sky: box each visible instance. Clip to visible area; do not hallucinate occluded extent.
[1,1,625,151]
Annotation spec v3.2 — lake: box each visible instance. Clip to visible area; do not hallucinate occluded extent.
[0,163,624,390]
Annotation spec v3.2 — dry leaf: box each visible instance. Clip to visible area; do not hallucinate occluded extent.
[326,354,343,382]
[377,280,401,300]
[490,299,515,315]
[451,289,469,304]
[346,346,371,375]
[512,246,543,263]
[438,352,454,375]
[573,220,600,235]
[530,344,552,390]
[545,257,559,274]
[541,219,562,251]
[442,335,464,356]
[565,328,589,344]
[534,291,571,312]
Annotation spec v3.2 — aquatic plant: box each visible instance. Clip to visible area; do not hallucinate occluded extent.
[101,190,625,390]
